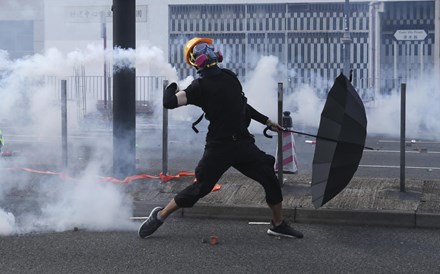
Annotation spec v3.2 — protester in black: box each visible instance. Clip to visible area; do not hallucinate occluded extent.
[138,37,303,239]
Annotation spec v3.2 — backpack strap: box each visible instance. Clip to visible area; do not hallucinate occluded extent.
[191,79,204,133]
[191,113,204,133]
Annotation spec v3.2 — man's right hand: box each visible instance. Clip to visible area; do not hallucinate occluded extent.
[163,82,188,109]
[166,82,178,94]
[163,82,179,109]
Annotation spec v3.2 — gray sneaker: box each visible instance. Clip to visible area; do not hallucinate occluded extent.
[138,207,164,239]
[267,220,303,239]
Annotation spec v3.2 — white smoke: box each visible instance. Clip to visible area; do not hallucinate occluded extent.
[22,170,135,233]
[244,55,279,122]
[242,55,439,140]
[0,168,136,235]
[367,76,440,138]
[285,84,323,129]
[0,208,15,236]
[0,44,180,235]
[243,55,323,133]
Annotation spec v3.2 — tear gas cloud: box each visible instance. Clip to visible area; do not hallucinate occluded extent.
[245,56,280,121]
[244,56,440,141]
[1,39,439,236]
[367,76,440,138]
[0,44,180,236]
[0,169,135,235]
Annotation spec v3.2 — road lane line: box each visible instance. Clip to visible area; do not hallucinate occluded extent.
[378,140,440,144]
[364,150,440,154]
[360,164,440,170]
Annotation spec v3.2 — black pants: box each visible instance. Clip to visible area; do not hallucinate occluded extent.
[174,137,283,208]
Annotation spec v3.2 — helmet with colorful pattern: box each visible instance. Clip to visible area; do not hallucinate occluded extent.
[184,37,223,69]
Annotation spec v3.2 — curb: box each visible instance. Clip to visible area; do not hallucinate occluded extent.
[296,208,415,228]
[133,202,440,229]
[416,213,440,228]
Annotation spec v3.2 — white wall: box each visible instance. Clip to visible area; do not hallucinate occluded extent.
[0,0,44,55]
[44,0,151,50]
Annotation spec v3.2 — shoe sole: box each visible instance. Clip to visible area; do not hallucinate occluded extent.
[267,229,303,239]
[138,206,162,239]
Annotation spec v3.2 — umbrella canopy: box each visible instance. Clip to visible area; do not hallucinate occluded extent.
[311,73,367,208]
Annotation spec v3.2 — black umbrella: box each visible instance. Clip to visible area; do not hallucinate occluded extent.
[311,73,368,208]
[262,73,371,207]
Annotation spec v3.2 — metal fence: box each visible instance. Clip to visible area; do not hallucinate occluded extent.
[44,73,409,123]
[45,75,166,120]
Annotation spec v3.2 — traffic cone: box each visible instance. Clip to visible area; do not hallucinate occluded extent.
[275,130,298,174]
[274,111,298,174]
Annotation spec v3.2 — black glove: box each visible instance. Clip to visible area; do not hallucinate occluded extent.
[166,82,177,93]
[163,82,178,109]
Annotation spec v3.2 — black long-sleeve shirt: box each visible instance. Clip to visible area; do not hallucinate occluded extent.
[182,67,268,142]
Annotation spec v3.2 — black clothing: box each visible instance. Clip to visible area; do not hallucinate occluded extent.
[197,65,222,78]
[184,67,268,143]
[174,137,282,207]
[167,66,283,208]
[163,82,178,109]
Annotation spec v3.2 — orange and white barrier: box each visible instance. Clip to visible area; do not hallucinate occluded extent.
[275,131,298,174]
[2,167,222,192]
[4,167,194,183]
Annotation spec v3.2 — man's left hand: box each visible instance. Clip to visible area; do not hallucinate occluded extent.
[266,119,284,132]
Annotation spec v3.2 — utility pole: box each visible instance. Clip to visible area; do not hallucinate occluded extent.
[101,11,108,109]
[342,0,352,78]
[112,0,136,178]
[435,0,440,85]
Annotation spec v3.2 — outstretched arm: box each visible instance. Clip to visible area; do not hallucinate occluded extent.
[163,82,187,109]
[247,104,283,132]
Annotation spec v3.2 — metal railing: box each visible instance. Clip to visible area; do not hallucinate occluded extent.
[45,75,165,119]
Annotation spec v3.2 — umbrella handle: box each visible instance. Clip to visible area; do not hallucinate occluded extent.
[263,126,319,139]
[263,127,273,138]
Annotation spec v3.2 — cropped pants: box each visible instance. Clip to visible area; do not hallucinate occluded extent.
[174,137,283,208]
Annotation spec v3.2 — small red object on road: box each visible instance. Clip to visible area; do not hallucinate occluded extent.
[210,236,219,245]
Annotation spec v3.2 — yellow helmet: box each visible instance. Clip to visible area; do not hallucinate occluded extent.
[184,37,213,67]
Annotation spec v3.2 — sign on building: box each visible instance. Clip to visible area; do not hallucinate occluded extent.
[393,29,427,41]
[65,5,147,23]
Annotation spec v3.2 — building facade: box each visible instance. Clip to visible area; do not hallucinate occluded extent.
[0,0,439,100]
[0,0,44,59]
[167,1,438,97]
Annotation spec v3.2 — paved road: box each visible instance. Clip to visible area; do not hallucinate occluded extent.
[2,125,439,180]
[1,218,440,274]
[2,124,440,273]
[356,135,440,180]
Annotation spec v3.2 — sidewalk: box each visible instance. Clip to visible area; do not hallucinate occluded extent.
[132,171,440,229]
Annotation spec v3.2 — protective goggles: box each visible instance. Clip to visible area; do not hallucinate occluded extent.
[192,43,215,56]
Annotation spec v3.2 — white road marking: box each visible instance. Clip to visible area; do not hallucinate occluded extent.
[248,222,271,225]
[360,164,440,170]
[378,139,440,144]
[364,150,440,154]
[130,217,147,220]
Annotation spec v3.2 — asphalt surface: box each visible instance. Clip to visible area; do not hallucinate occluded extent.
[2,220,440,274]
